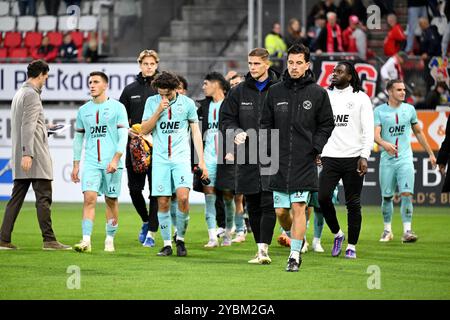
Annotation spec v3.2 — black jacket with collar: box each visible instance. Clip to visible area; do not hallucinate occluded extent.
[220,69,279,194]
[437,115,450,192]
[261,69,334,193]
[119,71,158,168]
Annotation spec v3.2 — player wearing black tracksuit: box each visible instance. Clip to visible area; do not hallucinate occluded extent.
[221,49,279,264]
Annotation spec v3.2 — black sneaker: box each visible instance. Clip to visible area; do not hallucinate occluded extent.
[285,256,302,272]
[176,240,187,257]
[157,246,173,256]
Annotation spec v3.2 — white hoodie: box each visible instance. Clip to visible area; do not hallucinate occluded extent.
[322,85,374,159]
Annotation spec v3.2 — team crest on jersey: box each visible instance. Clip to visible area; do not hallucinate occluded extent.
[347,102,354,110]
[176,105,183,114]
[303,100,312,110]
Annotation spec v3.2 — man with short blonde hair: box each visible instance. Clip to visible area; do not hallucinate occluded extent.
[120,50,160,248]
[221,48,279,264]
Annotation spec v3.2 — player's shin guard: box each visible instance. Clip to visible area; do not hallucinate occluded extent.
[382,197,394,224]
[204,194,217,230]
[157,211,172,242]
[313,210,324,239]
[400,196,413,224]
[224,198,235,231]
[106,219,118,238]
[176,209,189,240]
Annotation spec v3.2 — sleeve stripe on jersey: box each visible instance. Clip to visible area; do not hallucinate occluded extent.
[75,128,85,133]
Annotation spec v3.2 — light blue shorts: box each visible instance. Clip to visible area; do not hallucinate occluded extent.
[273,191,311,208]
[82,167,123,198]
[152,162,193,196]
[379,159,415,197]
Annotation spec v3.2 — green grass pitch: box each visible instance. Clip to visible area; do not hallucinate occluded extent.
[0,202,449,300]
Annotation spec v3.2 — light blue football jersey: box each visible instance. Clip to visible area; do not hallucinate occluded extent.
[75,98,129,169]
[142,93,198,164]
[204,100,222,165]
[374,102,418,161]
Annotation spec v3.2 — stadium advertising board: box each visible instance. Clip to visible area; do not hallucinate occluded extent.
[0,63,139,101]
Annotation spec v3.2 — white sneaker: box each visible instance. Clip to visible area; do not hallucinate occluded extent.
[312,238,324,253]
[258,250,272,264]
[248,253,260,264]
[73,240,91,253]
[379,230,394,242]
[232,232,246,243]
[216,227,225,239]
[104,238,115,252]
[222,235,232,247]
[301,240,309,254]
[204,239,219,248]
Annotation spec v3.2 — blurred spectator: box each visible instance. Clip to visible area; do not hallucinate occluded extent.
[285,18,306,49]
[18,0,36,16]
[59,33,78,61]
[337,0,367,30]
[384,14,406,57]
[44,0,61,15]
[405,0,428,55]
[373,0,395,17]
[380,51,407,82]
[425,81,450,109]
[418,17,442,59]
[264,22,287,74]
[31,36,58,62]
[307,0,337,29]
[342,15,367,59]
[315,11,343,54]
[406,87,426,109]
[441,0,450,56]
[83,37,98,62]
[176,74,188,95]
[306,14,326,51]
[225,70,244,88]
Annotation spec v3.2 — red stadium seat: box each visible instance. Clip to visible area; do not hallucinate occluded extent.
[3,32,22,49]
[46,31,63,47]
[24,32,43,49]
[8,47,29,59]
[70,31,84,48]
[0,48,7,60]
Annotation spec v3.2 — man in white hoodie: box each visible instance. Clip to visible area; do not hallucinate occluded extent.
[318,61,374,259]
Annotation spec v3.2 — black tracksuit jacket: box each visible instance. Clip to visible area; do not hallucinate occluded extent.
[261,69,334,193]
[220,70,279,194]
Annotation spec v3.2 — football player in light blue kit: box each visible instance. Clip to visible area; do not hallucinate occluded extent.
[199,72,236,248]
[141,71,208,257]
[71,71,129,253]
[374,79,436,243]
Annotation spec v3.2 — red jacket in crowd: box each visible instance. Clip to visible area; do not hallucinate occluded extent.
[342,26,358,53]
[384,23,406,56]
